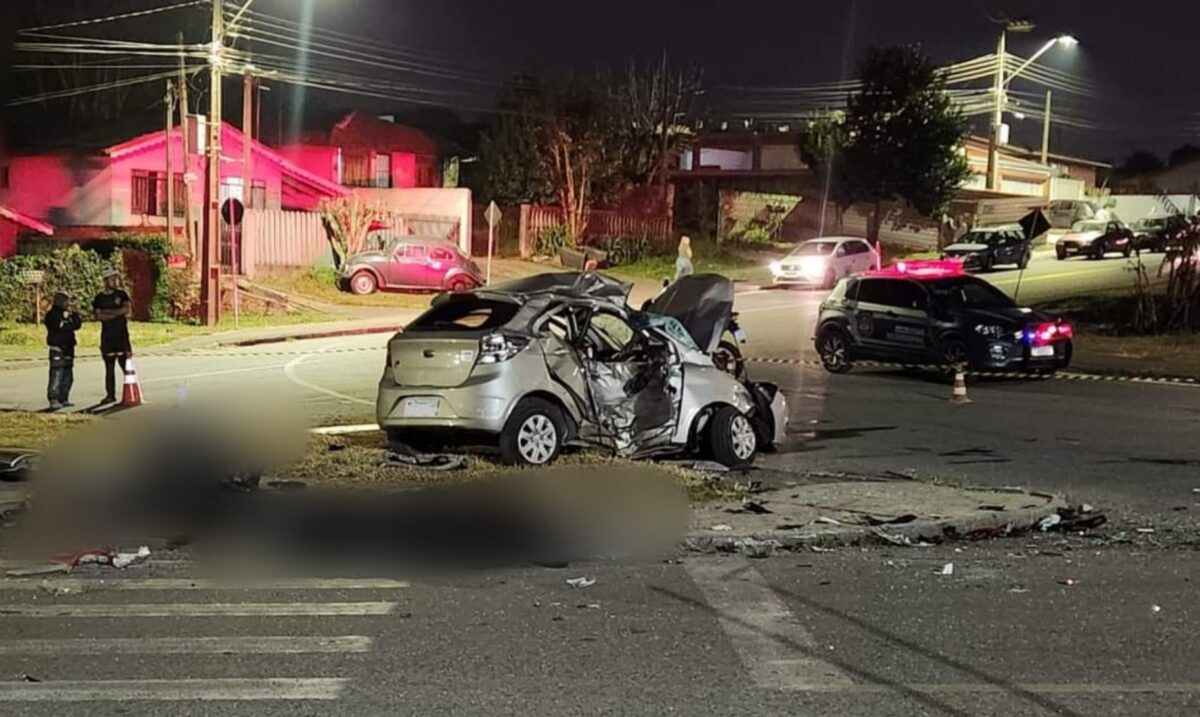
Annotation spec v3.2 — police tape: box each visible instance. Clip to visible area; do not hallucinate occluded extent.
[744,356,1200,387]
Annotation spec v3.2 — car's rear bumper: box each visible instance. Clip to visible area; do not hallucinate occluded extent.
[973,340,1072,371]
[376,376,516,435]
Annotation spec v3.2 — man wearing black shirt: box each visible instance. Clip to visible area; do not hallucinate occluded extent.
[44,291,82,410]
[93,269,133,404]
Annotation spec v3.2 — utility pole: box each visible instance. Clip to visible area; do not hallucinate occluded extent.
[200,0,223,326]
[986,30,1006,191]
[165,80,176,244]
[1040,89,1053,165]
[178,32,194,257]
[235,68,254,330]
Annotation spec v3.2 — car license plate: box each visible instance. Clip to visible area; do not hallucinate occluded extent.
[402,397,439,418]
[1031,345,1055,358]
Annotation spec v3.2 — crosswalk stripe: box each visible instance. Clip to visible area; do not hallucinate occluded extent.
[0,635,373,655]
[0,678,348,702]
[0,577,410,591]
[685,556,854,691]
[0,601,397,617]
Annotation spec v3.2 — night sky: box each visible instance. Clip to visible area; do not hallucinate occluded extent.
[6,1,1200,163]
[257,0,1198,163]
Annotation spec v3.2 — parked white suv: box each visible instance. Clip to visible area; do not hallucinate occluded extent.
[770,237,878,289]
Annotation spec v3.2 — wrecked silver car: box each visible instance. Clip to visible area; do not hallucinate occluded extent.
[377,272,787,467]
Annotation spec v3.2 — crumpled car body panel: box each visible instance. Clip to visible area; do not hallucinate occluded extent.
[647,273,735,354]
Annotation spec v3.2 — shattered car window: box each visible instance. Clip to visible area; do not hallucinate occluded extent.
[641,314,701,352]
[590,312,635,350]
[408,296,520,332]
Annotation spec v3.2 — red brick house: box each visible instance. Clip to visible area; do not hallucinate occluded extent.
[278,111,444,190]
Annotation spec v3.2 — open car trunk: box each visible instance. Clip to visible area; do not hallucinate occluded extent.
[646,274,735,354]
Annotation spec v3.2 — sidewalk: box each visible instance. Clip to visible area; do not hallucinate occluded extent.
[165,312,420,350]
[687,480,1064,554]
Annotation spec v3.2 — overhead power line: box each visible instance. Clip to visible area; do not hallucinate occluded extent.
[19,0,204,33]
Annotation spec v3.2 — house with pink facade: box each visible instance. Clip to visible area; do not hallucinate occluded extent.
[278,111,444,190]
[0,204,53,258]
[0,118,347,249]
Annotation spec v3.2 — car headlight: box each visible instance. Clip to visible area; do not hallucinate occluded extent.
[974,324,1005,338]
[769,260,782,275]
[477,332,530,364]
[800,256,826,278]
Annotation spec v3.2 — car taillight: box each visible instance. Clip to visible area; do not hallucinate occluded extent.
[1030,321,1073,345]
[477,332,530,364]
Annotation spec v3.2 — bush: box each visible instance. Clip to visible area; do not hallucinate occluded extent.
[162,266,200,322]
[592,235,658,266]
[534,224,575,257]
[738,226,775,246]
[110,233,171,322]
[0,246,124,323]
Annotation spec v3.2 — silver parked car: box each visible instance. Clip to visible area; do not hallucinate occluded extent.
[376,272,787,467]
[340,236,484,295]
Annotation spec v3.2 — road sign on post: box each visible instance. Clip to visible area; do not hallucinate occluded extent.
[484,201,502,286]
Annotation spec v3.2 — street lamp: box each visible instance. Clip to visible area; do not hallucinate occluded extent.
[986,31,1078,190]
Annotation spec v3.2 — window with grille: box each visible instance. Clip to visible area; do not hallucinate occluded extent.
[132,170,186,216]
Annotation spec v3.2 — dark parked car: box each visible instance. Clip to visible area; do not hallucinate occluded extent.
[813,261,1073,374]
[1055,220,1134,260]
[1131,215,1192,253]
[940,226,1031,271]
[340,237,484,295]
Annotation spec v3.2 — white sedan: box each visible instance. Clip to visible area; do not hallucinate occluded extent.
[770,237,879,289]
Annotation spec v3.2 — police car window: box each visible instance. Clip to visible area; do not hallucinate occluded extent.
[927,277,1015,310]
[892,282,929,310]
[857,279,920,307]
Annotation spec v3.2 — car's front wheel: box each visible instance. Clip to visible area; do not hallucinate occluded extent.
[707,406,757,468]
[499,398,566,466]
[349,271,378,295]
[816,326,853,374]
[1122,243,1133,258]
[940,337,970,369]
[1055,245,1068,261]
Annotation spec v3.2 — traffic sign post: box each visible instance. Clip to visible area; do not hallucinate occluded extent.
[484,201,502,286]
[222,197,245,329]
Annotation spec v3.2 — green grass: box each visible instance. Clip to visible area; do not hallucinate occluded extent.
[253,268,435,310]
[0,411,99,450]
[610,240,766,282]
[0,311,328,358]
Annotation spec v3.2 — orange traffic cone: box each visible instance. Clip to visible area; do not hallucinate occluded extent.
[950,367,971,404]
[121,358,144,407]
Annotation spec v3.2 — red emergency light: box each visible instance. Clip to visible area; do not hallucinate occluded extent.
[1031,321,1073,345]
[865,259,965,279]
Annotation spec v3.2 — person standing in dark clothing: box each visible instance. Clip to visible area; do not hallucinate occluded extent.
[44,292,82,410]
[93,269,133,404]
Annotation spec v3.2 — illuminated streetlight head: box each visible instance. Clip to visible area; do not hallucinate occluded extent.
[1057,35,1079,47]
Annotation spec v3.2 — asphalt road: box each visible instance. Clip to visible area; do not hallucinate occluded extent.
[1,540,1197,716]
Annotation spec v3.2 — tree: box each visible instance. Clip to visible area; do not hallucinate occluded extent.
[607,54,703,190]
[318,197,382,271]
[1168,144,1200,168]
[798,46,971,244]
[1120,150,1165,176]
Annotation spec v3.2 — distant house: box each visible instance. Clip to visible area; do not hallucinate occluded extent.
[278,111,445,190]
[0,118,348,246]
[0,204,53,258]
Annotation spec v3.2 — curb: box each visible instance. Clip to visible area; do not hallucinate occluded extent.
[682,489,1065,555]
[219,324,403,348]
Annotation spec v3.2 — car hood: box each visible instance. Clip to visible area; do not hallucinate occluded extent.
[646,274,735,354]
[484,272,631,306]
[943,243,989,254]
[959,306,1045,329]
[1060,231,1101,243]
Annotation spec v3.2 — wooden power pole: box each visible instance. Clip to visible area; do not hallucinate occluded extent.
[165,80,176,244]
[178,33,194,256]
[200,0,224,326]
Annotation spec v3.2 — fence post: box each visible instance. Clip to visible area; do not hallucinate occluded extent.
[518,203,532,258]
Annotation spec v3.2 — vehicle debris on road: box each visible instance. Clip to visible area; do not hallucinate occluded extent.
[566,577,596,589]
[939,563,954,576]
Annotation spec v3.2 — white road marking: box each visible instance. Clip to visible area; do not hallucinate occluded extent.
[0,601,397,617]
[0,678,348,702]
[310,423,381,435]
[0,577,409,591]
[685,556,854,691]
[283,354,374,406]
[767,683,1200,694]
[140,362,290,384]
[0,635,373,655]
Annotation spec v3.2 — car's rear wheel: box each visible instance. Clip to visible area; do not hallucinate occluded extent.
[1055,245,1068,261]
[1089,243,1105,260]
[706,405,757,468]
[447,276,476,293]
[1122,244,1133,258]
[349,271,378,295]
[816,326,853,374]
[499,398,565,467]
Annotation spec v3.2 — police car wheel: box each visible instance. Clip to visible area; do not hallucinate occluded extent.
[817,327,853,374]
[941,339,970,368]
